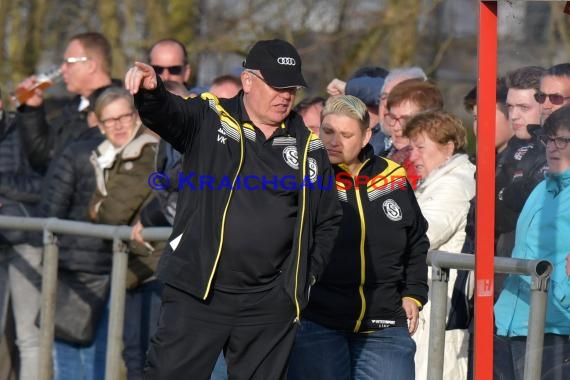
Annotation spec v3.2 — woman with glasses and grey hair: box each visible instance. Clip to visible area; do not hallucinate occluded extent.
[494,105,570,380]
[88,87,160,380]
[288,95,429,380]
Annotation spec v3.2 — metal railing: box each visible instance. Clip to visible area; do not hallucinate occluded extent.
[427,250,553,380]
[0,215,171,380]
[0,217,555,380]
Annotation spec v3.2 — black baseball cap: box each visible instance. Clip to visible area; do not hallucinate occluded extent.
[242,39,307,89]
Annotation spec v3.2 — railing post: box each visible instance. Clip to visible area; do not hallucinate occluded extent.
[105,237,129,380]
[523,272,551,380]
[427,265,449,380]
[38,229,58,380]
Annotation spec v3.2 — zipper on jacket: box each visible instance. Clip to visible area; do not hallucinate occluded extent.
[293,136,311,319]
[345,159,370,333]
[202,97,245,299]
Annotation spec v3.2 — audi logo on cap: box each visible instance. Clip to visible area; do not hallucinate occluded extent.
[277,57,296,66]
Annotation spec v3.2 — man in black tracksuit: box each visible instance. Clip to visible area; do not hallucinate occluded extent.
[125,39,342,379]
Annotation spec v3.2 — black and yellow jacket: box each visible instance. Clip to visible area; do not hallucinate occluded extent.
[303,146,429,332]
[134,79,342,319]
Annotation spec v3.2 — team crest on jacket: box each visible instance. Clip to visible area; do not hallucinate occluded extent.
[382,199,402,221]
[308,157,318,183]
[283,146,299,169]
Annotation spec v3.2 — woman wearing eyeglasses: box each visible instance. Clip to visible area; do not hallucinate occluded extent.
[383,79,443,180]
[89,87,158,222]
[494,105,570,380]
[88,87,160,380]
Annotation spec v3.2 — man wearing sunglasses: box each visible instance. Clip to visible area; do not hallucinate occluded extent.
[538,63,570,123]
[148,39,191,86]
[125,39,341,379]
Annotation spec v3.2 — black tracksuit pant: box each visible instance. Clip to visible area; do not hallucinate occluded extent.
[144,283,298,380]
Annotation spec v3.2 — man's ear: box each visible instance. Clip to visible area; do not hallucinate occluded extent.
[241,71,253,93]
[183,64,191,82]
[87,58,98,74]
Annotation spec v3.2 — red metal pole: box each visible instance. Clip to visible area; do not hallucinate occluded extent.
[475,2,497,379]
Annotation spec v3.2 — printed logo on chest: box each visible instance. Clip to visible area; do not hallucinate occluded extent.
[283,145,299,170]
[217,127,227,144]
[382,199,402,221]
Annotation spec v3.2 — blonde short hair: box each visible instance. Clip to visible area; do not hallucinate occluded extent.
[321,95,369,132]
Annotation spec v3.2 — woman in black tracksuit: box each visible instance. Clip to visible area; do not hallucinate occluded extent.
[288,95,429,380]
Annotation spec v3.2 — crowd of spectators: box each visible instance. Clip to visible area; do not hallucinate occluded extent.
[0,31,569,380]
